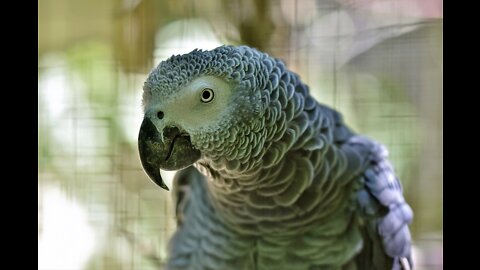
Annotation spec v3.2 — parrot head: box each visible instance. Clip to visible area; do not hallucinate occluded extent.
[139,45,294,190]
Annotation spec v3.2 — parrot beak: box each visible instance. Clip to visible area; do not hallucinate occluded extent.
[138,117,201,190]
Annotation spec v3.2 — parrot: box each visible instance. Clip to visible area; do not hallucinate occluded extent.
[138,45,413,270]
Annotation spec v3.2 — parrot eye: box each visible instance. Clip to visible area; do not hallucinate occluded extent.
[201,88,214,103]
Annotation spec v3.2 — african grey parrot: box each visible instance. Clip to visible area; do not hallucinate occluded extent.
[138,45,413,270]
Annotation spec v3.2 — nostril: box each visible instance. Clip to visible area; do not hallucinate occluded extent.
[157,111,164,119]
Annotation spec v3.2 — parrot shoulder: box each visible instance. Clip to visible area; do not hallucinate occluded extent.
[172,166,202,226]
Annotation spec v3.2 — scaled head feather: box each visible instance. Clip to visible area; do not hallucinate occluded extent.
[140,45,321,183]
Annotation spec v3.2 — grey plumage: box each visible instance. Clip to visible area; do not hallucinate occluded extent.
[139,45,413,270]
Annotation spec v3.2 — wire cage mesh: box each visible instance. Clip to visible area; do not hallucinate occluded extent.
[38,0,442,269]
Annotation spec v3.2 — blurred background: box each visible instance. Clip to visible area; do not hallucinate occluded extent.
[38,0,442,269]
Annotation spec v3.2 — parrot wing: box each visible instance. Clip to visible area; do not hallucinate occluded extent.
[319,105,413,269]
[351,136,414,270]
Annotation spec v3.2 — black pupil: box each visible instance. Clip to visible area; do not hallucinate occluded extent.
[202,90,211,100]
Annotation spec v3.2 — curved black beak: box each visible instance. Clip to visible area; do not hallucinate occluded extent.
[138,117,201,190]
